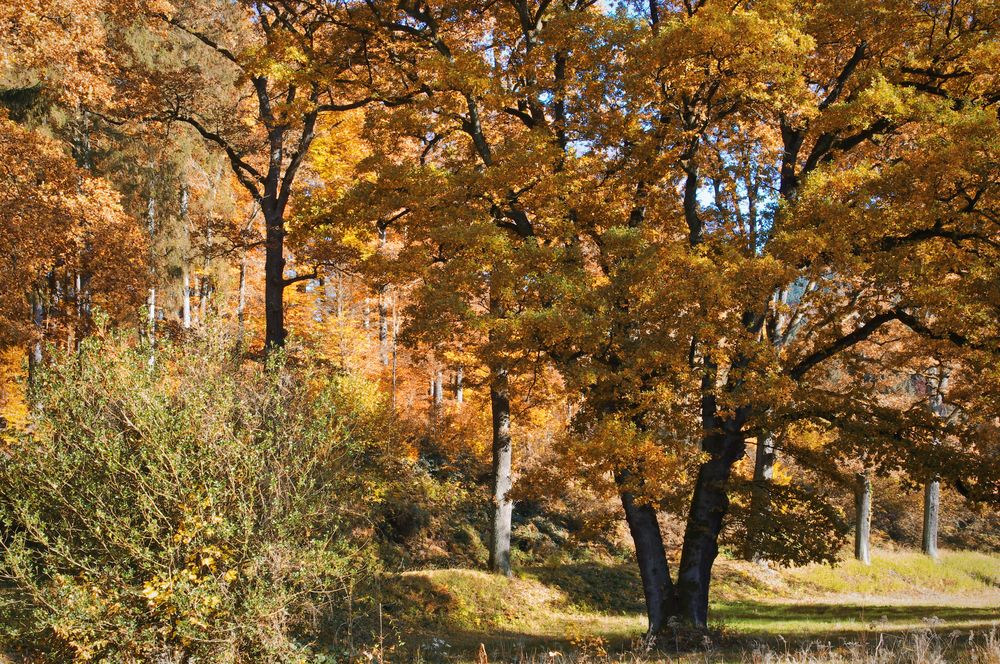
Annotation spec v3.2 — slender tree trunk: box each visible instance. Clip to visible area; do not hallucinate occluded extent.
[617,474,676,637]
[922,476,940,560]
[744,433,775,561]
[182,270,192,329]
[147,287,157,368]
[488,363,514,576]
[378,287,389,367]
[855,471,872,565]
[27,288,44,388]
[434,369,444,405]
[674,418,746,627]
[455,366,464,404]
[237,254,247,347]
[263,206,286,350]
[391,292,398,409]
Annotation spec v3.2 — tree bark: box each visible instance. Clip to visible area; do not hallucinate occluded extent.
[674,415,746,627]
[263,205,286,350]
[147,287,157,368]
[378,287,389,366]
[27,288,44,387]
[744,434,775,561]
[488,363,514,576]
[855,471,872,565]
[455,366,464,404]
[236,254,247,346]
[617,477,676,637]
[182,270,192,329]
[922,477,940,560]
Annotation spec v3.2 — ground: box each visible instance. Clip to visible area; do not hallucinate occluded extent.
[379,549,1000,662]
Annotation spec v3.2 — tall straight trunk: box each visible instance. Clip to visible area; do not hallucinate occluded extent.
[198,276,210,323]
[147,287,157,367]
[455,366,464,404]
[378,287,390,367]
[922,477,940,560]
[674,415,746,628]
[617,474,676,637]
[744,433,775,561]
[27,288,44,388]
[237,254,247,346]
[433,369,444,405]
[182,270,192,329]
[488,363,514,576]
[855,471,872,565]
[180,184,192,329]
[263,206,286,350]
[391,292,398,409]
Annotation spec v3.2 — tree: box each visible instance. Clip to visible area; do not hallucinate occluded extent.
[115,0,421,351]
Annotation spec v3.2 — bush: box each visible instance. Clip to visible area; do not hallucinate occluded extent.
[0,334,389,662]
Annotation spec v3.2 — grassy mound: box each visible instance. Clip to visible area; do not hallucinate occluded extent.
[380,549,1000,658]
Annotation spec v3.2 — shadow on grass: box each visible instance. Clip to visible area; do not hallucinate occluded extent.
[715,601,1000,633]
[523,562,645,614]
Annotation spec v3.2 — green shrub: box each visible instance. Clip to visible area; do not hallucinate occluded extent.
[0,334,388,662]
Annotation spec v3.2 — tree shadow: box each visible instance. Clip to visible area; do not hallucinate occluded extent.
[523,562,645,614]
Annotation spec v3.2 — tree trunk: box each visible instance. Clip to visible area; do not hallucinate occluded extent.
[378,287,389,366]
[488,364,514,576]
[182,270,192,329]
[922,477,940,560]
[455,366,464,404]
[434,369,444,405]
[236,254,247,346]
[674,420,745,628]
[617,478,676,637]
[147,287,157,367]
[263,206,286,350]
[855,471,872,565]
[27,288,44,387]
[744,434,775,561]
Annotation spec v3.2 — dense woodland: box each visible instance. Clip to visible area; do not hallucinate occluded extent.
[1,0,999,660]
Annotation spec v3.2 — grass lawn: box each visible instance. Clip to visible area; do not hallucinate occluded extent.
[380,549,1000,661]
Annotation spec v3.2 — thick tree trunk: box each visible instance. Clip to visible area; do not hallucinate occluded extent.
[617,479,676,637]
[674,419,745,628]
[744,434,775,561]
[922,477,940,560]
[488,364,514,576]
[855,471,872,565]
[263,207,286,350]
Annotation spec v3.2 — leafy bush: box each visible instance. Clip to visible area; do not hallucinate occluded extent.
[0,334,389,662]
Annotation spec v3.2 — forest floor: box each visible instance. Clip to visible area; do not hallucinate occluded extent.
[380,549,1000,662]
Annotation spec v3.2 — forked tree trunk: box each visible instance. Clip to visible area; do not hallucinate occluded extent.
[488,363,514,576]
[922,477,940,560]
[617,475,676,637]
[855,471,872,565]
